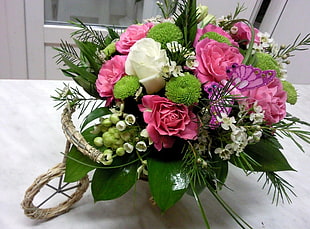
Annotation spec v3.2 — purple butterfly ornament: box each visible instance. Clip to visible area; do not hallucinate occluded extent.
[226,63,276,91]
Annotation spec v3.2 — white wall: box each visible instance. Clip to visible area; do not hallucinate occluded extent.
[260,0,310,84]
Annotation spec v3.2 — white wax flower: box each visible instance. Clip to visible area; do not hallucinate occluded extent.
[125,38,168,94]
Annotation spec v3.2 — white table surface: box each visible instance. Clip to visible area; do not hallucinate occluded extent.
[0,79,310,229]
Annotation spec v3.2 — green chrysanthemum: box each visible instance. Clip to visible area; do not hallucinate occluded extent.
[147,22,183,49]
[254,52,282,78]
[113,75,140,100]
[165,73,201,106]
[281,80,298,105]
[199,31,232,45]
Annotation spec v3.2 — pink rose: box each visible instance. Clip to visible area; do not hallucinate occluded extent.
[242,77,287,125]
[139,95,198,151]
[195,39,244,83]
[116,23,154,54]
[231,22,260,45]
[96,55,127,105]
[194,24,238,47]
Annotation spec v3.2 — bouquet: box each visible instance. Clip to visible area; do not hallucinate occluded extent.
[51,0,310,228]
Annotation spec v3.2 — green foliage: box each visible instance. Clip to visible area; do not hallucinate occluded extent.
[231,138,295,172]
[273,114,310,152]
[64,145,100,182]
[148,157,189,212]
[258,172,297,205]
[174,0,198,48]
[91,163,138,201]
[51,84,104,118]
[80,107,112,131]
[276,33,310,58]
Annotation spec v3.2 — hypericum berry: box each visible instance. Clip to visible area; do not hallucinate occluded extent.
[102,118,112,127]
[116,147,125,156]
[110,114,120,124]
[93,137,104,147]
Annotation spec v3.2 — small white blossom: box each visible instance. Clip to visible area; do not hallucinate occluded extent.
[116,120,127,131]
[123,142,134,153]
[136,141,148,152]
[124,114,136,125]
[214,144,234,160]
[217,113,236,130]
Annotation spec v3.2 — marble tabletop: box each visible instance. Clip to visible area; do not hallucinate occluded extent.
[0,79,310,229]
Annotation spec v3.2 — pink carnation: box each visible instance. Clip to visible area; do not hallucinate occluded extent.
[139,95,198,151]
[242,77,287,125]
[96,55,127,106]
[195,39,244,83]
[194,24,238,47]
[116,23,154,54]
[231,22,260,45]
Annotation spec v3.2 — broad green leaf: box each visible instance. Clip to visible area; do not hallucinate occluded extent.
[212,158,228,189]
[148,157,189,212]
[64,145,100,182]
[62,56,97,83]
[64,126,101,182]
[231,138,295,172]
[81,107,111,131]
[91,163,138,201]
[74,39,101,74]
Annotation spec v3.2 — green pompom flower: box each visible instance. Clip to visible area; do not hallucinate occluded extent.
[199,32,232,45]
[165,73,201,106]
[147,22,183,49]
[281,80,298,105]
[113,75,140,100]
[254,52,282,78]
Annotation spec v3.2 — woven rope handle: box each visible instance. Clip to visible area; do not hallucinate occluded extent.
[21,162,89,220]
[61,107,102,163]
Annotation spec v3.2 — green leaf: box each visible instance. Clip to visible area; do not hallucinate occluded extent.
[81,107,111,131]
[212,158,228,189]
[231,138,295,172]
[64,126,102,182]
[74,39,101,74]
[91,163,138,201]
[148,157,189,212]
[64,145,100,182]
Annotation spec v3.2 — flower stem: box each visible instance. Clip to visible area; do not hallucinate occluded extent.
[190,182,211,229]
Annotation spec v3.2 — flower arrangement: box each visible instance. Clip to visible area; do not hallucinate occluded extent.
[52,0,310,228]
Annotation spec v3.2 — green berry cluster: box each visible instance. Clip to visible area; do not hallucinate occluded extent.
[92,112,149,165]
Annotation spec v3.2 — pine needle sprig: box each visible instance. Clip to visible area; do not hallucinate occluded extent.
[272,116,310,152]
[276,33,310,58]
[54,40,80,66]
[258,172,296,205]
[69,18,108,47]
[51,83,104,118]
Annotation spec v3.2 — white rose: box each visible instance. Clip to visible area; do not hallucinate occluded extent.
[125,38,168,94]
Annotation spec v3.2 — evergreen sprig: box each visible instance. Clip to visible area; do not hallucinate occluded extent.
[276,33,310,58]
[54,40,80,66]
[69,18,117,48]
[51,83,104,118]
[273,115,310,152]
[258,172,296,205]
[174,0,198,48]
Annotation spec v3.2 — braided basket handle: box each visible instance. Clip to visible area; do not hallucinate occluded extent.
[61,107,102,163]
